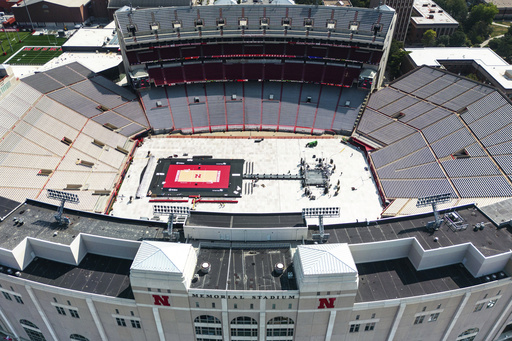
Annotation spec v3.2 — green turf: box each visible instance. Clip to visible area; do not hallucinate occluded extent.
[0,31,67,65]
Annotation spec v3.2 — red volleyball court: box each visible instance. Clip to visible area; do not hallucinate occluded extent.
[164,164,231,189]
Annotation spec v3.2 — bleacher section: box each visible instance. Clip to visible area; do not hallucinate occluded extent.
[356,66,512,201]
[0,63,145,212]
[139,81,368,134]
[115,5,392,92]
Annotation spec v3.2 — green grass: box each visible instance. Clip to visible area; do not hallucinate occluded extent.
[0,31,67,64]
[491,25,510,37]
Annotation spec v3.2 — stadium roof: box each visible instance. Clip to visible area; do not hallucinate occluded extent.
[356,66,512,201]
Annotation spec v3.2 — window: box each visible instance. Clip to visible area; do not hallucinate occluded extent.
[428,313,440,322]
[371,313,376,319]
[487,299,498,309]
[355,315,360,320]
[437,304,442,309]
[474,303,484,312]
[195,315,221,324]
[196,302,200,308]
[212,302,216,308]
[69,309,80,319]
[70,334,89,341]
[231,316,258,338]
[349,324,360,333]
[20,320,46,341]
[115,309,119,314]
[456,327,479,341]
[364,322,376,331]
[14,295,24,304]
[250,303,254,309]
[288,303,292,309]
[414,315,425,325]
[131,320,141,329]
[116,318,126,327]
[272,304,276,310]
[2,292,11,301]
[267,316,295,336]
[234,304,237,309]
[196,326,222,336]
[56,306,66,316]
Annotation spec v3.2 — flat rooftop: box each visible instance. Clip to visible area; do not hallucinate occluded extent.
[0,200,167,250]
[355,258,483,302]
[412,0,458,25]
[19,254,133,299]
[325,206,512,257]
[112,136,384,225]
[187,212,305,229]
[405,47,512,91]
[190,245,297,291]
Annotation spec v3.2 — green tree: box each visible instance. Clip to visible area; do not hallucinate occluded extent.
[422,29,437,46]
[437,35,451,47]
[489,26,512,63]
[386,40,410,80]
[464,3,498,44]
[449,30,469,46]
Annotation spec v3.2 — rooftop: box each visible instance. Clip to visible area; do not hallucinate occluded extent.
[19,253,134,299]
[0,200,167,250]
[411,0,458,25]
[405,47,512,91]
[190,244,297,291]
[325,205,512,257]
[355,257,483,302]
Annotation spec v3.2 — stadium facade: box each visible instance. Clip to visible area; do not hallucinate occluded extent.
[0,199,511,341]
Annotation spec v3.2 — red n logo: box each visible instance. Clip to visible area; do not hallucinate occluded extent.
[195,174,202,178]
[153,295,171,306]
[317,298,336,309]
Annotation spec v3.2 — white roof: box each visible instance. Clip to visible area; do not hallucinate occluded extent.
[406,47,512,90]
[297,244,356,275]
[411,0,458,25]
[131,241,192,273]
[63,28,118,48]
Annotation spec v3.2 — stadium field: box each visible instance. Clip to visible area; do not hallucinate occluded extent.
[0,31,67,64]
[6,46,63,65]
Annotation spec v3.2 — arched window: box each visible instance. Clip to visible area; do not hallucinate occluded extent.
[194,315,222,340]
[70,335,89,341]
[230,316,257,340]
[20,320,46,341]
[456,328,479,341]
[267,317,294,339]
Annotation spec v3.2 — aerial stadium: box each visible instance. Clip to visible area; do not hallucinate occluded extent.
[0,3,511,341]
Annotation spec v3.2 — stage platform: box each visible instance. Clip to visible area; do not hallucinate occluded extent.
[148,158,244,198]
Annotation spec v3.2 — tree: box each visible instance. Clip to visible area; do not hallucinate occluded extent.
[449,30,469,46]
[489,26,512,63]
[437,35,451,47]
[422,29,437,46]
[386,40,410,80]
[464,3,498,44]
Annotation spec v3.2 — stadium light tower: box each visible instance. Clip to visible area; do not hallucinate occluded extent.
[302,207,340,243]
[153,205,190,241]
[416,193,452,231]
[46,189,80,226]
